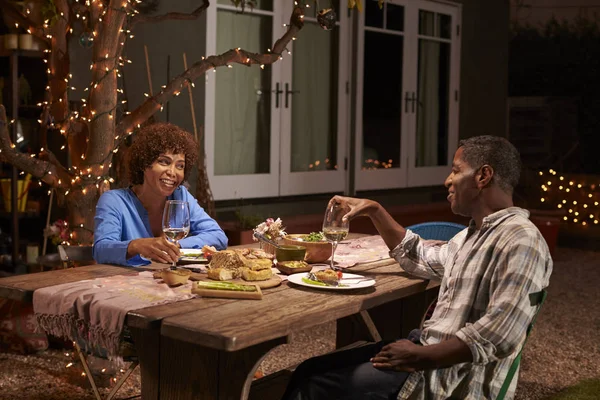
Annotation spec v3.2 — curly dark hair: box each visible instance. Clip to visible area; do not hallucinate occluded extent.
[458,135,521,193]
[128,122,198,185]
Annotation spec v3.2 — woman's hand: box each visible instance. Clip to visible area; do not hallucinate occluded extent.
[128,237,181,264]
[329,195,379,222]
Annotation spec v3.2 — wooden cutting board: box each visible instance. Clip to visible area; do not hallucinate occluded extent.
[189,273,282,289]
[191,285,263,300]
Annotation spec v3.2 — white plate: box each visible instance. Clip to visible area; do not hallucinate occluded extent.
[287,272,375,290]
[179,248,208,263]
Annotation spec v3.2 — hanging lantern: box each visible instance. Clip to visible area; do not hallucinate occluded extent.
[79,31,94,48]
[317,8,337,30]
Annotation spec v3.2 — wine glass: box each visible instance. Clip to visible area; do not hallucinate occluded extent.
[162,200,190,266]
[322,201,350,271]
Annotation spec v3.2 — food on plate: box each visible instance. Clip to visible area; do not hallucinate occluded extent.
[207,267,234,281]
[302,232,325,242]
[208,249,247,278]
[313,269,342,285]
[276,260,311,275]
[192,281,263,300]
[161,268,192,286]
[236,248,275,260]
[246,258,273,271]
[202,245,218,256]
[207,248,276,282]
[278,260,309,269]
[241,267,273,281]
[282,234,332,263]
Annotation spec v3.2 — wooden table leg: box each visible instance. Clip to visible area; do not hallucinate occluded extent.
[129,326,161,400]
[159,336,287,400]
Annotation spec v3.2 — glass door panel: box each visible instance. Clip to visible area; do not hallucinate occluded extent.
[362,31,403,171]
[205,4,283,199]
[408,2,459,186]
[356,0,409,190]
[415,39,450,167]
[290,23,339,173]
[279,0,349,196]
[215,11,273,176]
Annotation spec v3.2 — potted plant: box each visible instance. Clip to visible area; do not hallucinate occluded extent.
[221,210,264,246]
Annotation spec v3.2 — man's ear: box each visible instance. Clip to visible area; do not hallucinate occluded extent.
[477,165,494,189]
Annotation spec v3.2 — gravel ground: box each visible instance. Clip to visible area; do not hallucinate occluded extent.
[0,247,598,399]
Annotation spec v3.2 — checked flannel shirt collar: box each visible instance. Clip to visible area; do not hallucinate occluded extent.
[390,207,552,400]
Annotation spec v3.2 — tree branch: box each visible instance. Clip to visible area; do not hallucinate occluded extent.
[117,5,304,137]
[0,105,70,188]
[0,0,51,46]
[130,0,210,28]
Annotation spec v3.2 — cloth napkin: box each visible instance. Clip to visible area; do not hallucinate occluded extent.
[333,235,391,268]
[33,271,194,359]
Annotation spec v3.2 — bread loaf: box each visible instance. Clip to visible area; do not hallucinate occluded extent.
[209,250,247,278]
[246,258,273,271]
[207,267,234,281]
[241,267,273,281]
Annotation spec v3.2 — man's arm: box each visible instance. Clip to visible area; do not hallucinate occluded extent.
[371,337,472,372]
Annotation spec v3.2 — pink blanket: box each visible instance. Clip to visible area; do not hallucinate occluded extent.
[334,235,391,268]
[33,271,194,358]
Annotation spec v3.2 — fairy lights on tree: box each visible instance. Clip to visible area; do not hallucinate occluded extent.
[0,0,312,245]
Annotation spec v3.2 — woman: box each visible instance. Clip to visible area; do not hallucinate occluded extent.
[93,123,228,266]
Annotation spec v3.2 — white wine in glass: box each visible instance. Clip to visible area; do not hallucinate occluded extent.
[323,202,350,271]
[162,200,190,266]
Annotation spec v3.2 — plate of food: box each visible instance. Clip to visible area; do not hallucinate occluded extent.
[287,270,375,290]
[178,248,210,264]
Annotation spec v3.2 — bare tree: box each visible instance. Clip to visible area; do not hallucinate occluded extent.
[0,0,305,244]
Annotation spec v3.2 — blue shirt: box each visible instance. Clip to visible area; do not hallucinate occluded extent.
[93,186,228,266]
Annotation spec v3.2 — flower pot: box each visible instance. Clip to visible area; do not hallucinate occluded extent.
[529,209,563,257]
[224,228,254,246]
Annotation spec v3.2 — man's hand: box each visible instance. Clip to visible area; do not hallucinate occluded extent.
[370,340,429,372]
[128,237,180,264]
[330,195,378,222]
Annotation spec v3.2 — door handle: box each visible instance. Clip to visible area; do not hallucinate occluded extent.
[405,91,411,113]
[285,83,300,108]
[410,92,417,113]
[273,82,283,108]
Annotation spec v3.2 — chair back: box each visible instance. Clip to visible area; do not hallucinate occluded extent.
[496,289,547,400]
[57,245,95,268]
[406,221,466,241]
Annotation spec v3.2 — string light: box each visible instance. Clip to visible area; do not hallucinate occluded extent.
[537,169,599,227]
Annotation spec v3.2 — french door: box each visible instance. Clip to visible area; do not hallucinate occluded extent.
[205,0,350,200]
[355,0,461,191]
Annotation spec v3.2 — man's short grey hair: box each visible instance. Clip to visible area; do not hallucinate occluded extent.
[458,135,522,193]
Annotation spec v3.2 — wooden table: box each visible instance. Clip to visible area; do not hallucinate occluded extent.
[0,249,439,400]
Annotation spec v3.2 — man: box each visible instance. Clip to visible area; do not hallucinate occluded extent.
[282,135,553,400]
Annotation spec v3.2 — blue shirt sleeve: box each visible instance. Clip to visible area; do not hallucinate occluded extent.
[176,187,228,250]
[93,191,150,267]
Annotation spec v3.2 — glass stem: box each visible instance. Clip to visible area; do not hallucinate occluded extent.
[172,240,178,267]
[330,241,338,270]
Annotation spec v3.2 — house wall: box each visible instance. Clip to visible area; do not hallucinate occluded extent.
[454,0,509,140]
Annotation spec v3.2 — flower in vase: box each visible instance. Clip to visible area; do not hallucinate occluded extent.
[253,217,287,241]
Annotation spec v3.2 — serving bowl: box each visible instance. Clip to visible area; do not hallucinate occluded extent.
[275,244,306,262]
[283,234,332,263]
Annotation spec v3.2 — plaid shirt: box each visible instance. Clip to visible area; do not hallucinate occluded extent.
[390,207,552,400]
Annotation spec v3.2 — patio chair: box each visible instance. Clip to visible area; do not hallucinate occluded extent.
[497,289,547,400]
[57,244,139,400]
[405,222,467,328]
